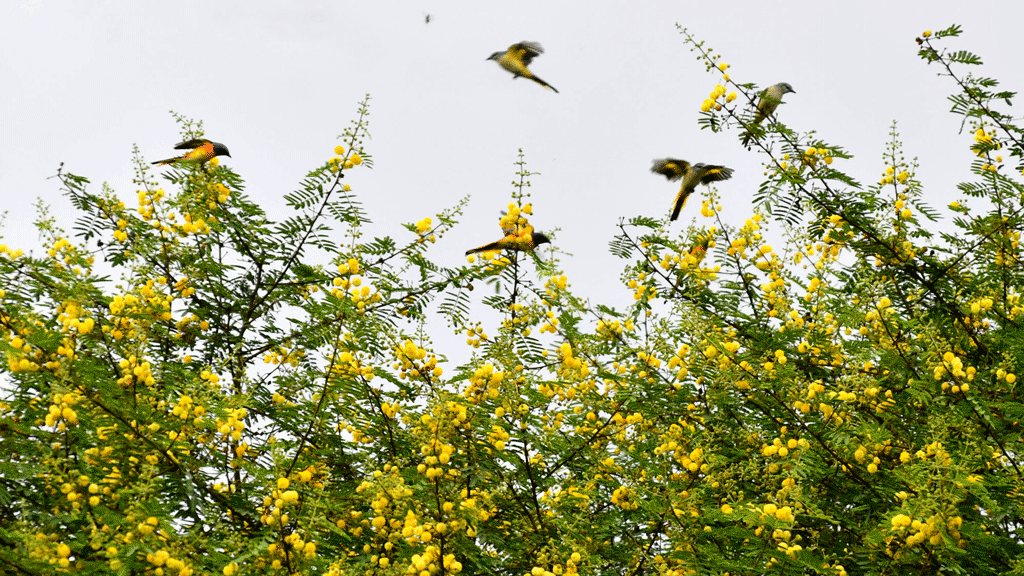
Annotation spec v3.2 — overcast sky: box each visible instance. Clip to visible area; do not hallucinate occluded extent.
[3,1,1022,322]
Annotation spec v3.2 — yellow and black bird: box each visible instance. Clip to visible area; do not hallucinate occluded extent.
[740,82,795,147]
[487,42,558,93]
[152,139,231,166]
[651,158,734,221]
[466,210,551,255]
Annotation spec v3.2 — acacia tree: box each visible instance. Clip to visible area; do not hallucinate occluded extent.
[1,24,1022,576]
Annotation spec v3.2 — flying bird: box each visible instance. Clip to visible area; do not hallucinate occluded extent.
[487,42,558,93]
[740,82,795,147]
[466,210,551,255]
[651,159,734,221]
[152,139,231,166]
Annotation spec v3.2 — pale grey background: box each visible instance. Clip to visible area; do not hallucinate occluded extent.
[2,1,1021,325]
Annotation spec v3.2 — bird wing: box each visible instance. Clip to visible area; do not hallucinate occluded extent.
[651,158,691,181]
[697,165,734,185]
[509,42,544,66]
[174,139,212,150]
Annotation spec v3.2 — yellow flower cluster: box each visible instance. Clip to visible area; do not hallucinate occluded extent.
[263,345,304,367]
[667,343,691,381]
[595,318,631,339]
[801,146,834,168]
[544,274,569,295]
[116,355,155,387]
[890,512,962,547]
[331,257,382,312]
[328,144,364,172]
[627,271,657,302]
[393,340,441,381]
[6,335,42,373]
[701,83,728,112]
[136,187,166,221]
[465,362,504,401]
[879,165,911,186]
[416,216,433,234]
[933,351,975,393]
[556,342,590,381]
[216,408,246,443]
[143,548,195,576]
[610,485,638,510]
[45,391,82,429]
[171,394,206,423]
[761,436,808,459]
[0,243,24,260]
[465,325,488,348]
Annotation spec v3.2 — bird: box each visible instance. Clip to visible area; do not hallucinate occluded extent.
[740,82,795,147]
[152,139,231,166]
[466,210,551,255]
[650,159,734,221]
[690,235,711,258]
[486,42,558,93]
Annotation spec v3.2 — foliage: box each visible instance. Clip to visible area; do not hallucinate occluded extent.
[2,26,1024,576]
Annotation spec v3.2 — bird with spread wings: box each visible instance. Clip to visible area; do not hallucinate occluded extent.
[487,42,559,93]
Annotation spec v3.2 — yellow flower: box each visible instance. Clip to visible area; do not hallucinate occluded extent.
[334,145,345,156]
[350,153,363,165]
[922,30,932,37]
[718,62,729,71]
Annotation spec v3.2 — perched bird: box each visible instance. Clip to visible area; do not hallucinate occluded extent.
[466,230,550,255]
[152,139,231,166]
[486,42,558,93]
[740,82,795,147]
[651,159,734,221]
[689,235,711,258]
[466,210,551,255]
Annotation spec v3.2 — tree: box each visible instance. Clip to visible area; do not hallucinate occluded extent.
[2,24,1022,576]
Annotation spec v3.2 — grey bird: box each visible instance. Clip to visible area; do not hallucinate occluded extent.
[651,159,734,221]
[741,82,795,147]
[486,42,559,93]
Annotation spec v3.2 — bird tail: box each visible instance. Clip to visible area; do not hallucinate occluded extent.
[530,75,558,93]
[466,241,503,255]
[151,156,183,166]
[670,190,693,221]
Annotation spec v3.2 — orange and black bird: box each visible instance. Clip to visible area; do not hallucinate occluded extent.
[487,42,558,93]
[466,210,551,255]
[152,139,231,166]
[651,158,734,221]
[690,235,711,258]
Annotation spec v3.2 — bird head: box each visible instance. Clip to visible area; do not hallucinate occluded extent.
[532,232,551,247]
[486,51,503,61]
[778,82,795,94]
[213,142,231,158]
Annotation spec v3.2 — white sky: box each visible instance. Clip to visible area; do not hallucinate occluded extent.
[2,1,1022,327]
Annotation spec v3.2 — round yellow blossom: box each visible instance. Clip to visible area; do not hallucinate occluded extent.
[334,145,345,156]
